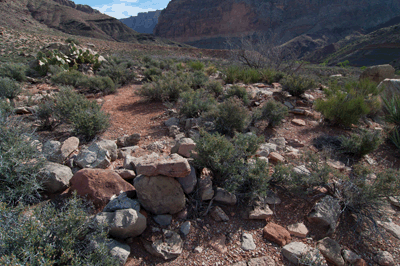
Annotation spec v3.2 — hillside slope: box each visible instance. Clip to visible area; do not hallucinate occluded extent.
[154,0,400,51]
[0,0,182,46]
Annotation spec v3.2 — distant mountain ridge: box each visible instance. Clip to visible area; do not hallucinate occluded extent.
[154,0,400,52]
[120,10,161,34]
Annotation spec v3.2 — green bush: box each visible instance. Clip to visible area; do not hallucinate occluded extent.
[179,89,217,118]
[205,65,217,76]
[339,129,382,157]
[138,72,191,102]
[253,99,288,127]
[282,75,315,96]
[224,65,240,84]
[0,114,45,205]
[65,37,80,45]
[205,80,223,96]
[143,67,162,81]
[189,61,205,71]
[315,80,381,127]
[37,87,110,139]
[382,96,400,149]
[97,64,136,86]
[0,63,27,81]
[77,75,116,94]
[225,85,250,105]
[223,66,261,84]
[0,193,120,265]
[52,71,115,94]
[259,68,285,83]
[191,71,208,89]
[0,99,13,115]
[215,97,251,136]
[194,131,268,199]
[0,77,22,101]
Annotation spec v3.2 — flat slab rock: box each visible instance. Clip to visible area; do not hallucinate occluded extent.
[135,153,191,178]
[263,222,291,247]
[282,242,328,265]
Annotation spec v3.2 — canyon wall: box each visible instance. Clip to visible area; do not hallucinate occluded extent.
[120,10,161,34]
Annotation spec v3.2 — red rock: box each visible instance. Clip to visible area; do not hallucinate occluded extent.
[292,119,306,126]
[268,152,285,163]
[354,259,368,266]
[69,168,135,208]
[263,222,291,246]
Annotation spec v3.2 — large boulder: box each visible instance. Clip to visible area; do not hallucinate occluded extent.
[360,64,395,83]
[95,208,146,239]
[308,195,341,233]
[39,162,73,193]
[96,139,118,161]
[377,79,400,98]
[60,137,79,161]
[69,168,136,207]
[134,175,185,214]
[74,143,111,169]
[135,154,191,178]
[103,192,140,213]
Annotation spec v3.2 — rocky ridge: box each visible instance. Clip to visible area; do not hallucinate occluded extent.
[120,10,161,34]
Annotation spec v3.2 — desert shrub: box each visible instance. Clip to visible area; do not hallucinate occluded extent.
[51,70,84,86]
[223,66,261,84]
[179,89,217,118]
[0,193,120,265]
[339,129,382,157]
[138,72,191,102]
[259,68,285,83]
[282,75,315,96]
[143,67,162,81]
[0,77,22,103]
[97,63,136,86]
[189,61,205,71]
[77,75,116,94]
[65,37,80,45]
[37,87,110,139]
[191,71,208,89]
[52,71,115,94]
[315,80,381,127]
[0,63,27,81]
[205,65,217,76]
[225,85,250,105]
[382,96,400,149]
[194,131,268,198]
[0,99,13,115]
[215,97,251,136]
[0,114,45,205]
[253,99,288,127]
[205,80,223,97]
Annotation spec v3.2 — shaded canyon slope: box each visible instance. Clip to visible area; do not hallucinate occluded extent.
[0,0,182,46]
[120,10,161,34]
[154,0,400,52]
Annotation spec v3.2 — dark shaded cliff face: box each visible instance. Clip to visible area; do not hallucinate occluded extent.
[120,10,161,34]
[154,0,400,49]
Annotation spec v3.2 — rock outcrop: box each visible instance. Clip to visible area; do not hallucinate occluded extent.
[120,11,161,34]
[154,0,400,50]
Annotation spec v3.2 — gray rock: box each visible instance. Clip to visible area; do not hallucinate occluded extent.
[60,137,79,161]
[153,214,172,226]
[360,64,395,83]
[342,250,361,264]
[241,233,256,251]
[43,140,62,163]
[165,117,179,127]
[114,169,136,180]
[293,165,311,176]
[107,239,131,266]
[269,137,286,150]
[117,134,141,147]
[308,195,341,233]
[134,175,186,215]
[388,196,400,207]
[135,153,191,178]
[198,168,214,200]
[118,145,139,159]
[214,187,237,205]
[317,237,345,266]
[249,206,273,219]
[39,161,73,193]
[75,142,111,169]
[379,221,400,240]
[95,208,147,239]
[171,138,196,158]
[177,165,197,194]
[282,242,327,265]
[375,251,395,266]
[264,190,281,205]
[96,139,118,161]
[210,206,229,222]
[180,221,191,236]
[185,118,201,130]
[143,229,183,260]
[103,192,140,212]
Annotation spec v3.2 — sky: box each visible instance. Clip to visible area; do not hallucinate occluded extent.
[73,0,171,19]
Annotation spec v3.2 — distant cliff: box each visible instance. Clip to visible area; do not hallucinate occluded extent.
[154,0,400,49]
[120,10,161,34]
